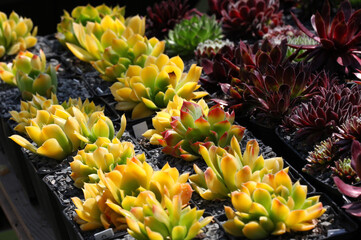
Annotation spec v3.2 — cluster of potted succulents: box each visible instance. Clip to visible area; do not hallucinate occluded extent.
[1,0,361,240]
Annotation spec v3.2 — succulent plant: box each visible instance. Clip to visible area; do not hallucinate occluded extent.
[166,15,223,56]
[63,15,145,62]
[223,170,326,239]
[70,134,146,188]
[333,115,361,160]
[110,191,213,240]
[334,140,361,217]
[195,39,234,63]
[263,25,303,46]
[110,54,208,119]
[290,0,361,75]
[159,101,245,161]
[9,94,104,134]
[91,34,165,82]
[0,11,37,58]
[72,183,127,231]
[190,137,285,200]
[9,106,115,160]
[303,137,336,174]
[285,35,318,61]
[56,4,125,46]
[221,0,283,41]
[0,50,58,100]
[284,84,361,144]
[332,158,360,184]
[146,0,200,39]
[143,95,209,145]
[208,0,233,19]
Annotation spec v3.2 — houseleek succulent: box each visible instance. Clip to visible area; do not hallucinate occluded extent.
[9,106,115,160]
[70,136,145,188]
[91,34,165,82]
[224,170,326,239]
[9,94,104,134]
[0,11,37,58]
[190,137,284,200]
[110,54,208,119]
[166,15,223,56]
[110,191,213,240]
[159,101,245,161]
[0,50,58,100]
[63,15,145,62]
[143,95,209,145]
[195,39,234,62]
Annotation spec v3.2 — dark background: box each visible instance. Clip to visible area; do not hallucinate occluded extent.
[0,0,202,35]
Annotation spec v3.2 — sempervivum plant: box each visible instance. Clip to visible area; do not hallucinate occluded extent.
[110,54,208,119]
[221,0,283,41]
[166,15,223,57]
[9,106,115,160]
[334,140,361,217]
[223,170,326,239]
[263,25,303,46]
[284,84,361,145]
[9,94,104,134]
[332,158,360,184]
[114,191,213,240]
[146,0,200,39]
[195,39,234,63]
[290,0,361,75]
[208,0,233,19]
[0,11,37,58]
[0,50,58,100]
[159,101,245,161]
[56,4,125,46]
[143,95,209,145]
[190,137,284,200]
[91,34,165,82]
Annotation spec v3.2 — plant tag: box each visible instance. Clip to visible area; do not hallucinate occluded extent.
[133,121,148,139]
[327,229,346,237]
[94,228,114,240]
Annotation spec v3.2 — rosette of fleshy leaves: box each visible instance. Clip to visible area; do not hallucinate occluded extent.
[0,11,37,58]
[9,94,104,134]
[91,33,165,82]
[290,0,361,76]
[70,125,147,188]
[0,50,58,100]
[195,39,234,63]
[111,191,213,240]
[208,0,233,19]
[9,105,115,160]
[110,54,208,119]
[159,100,246,161]
[263,25,302,46]
[72,157,193,231]
[332,158,360,184]
[62,14,145,62]
[146,0,200,39]
[143,95,209,145]
[56,4,125,46]
[220,0,283,41]
[190,136,285,200]
[223,170,326,239]
[334,140,361,217]
[166,15,223,57]
[284,84,361,145]
[72,183,127,231]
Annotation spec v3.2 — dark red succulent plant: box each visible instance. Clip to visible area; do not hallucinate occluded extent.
[290,0,361,76]
[332,158,359,184]
[263,25,303,45]
[284,84,361,144]
[334,140,361,217]
[208,0,233,19]
[221,0,283,41]
[145,0,200,39]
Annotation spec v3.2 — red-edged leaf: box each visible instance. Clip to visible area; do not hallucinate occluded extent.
[291,12,316,39]
[333,176,361,198]
[315,12,327,39]
[201,59,214,75]
[351,140,361,178]
[333,21,347,45]
[208,106,226,125]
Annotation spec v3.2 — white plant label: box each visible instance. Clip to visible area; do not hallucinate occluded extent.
[94,228,114,240]
[133,121,148,139]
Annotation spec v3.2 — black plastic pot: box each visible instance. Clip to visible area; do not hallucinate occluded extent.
[216,192,359,240]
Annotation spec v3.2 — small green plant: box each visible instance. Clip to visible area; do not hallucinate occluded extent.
[166,15,223,56]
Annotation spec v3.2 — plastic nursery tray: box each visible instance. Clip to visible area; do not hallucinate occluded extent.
[215,192,359,240]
